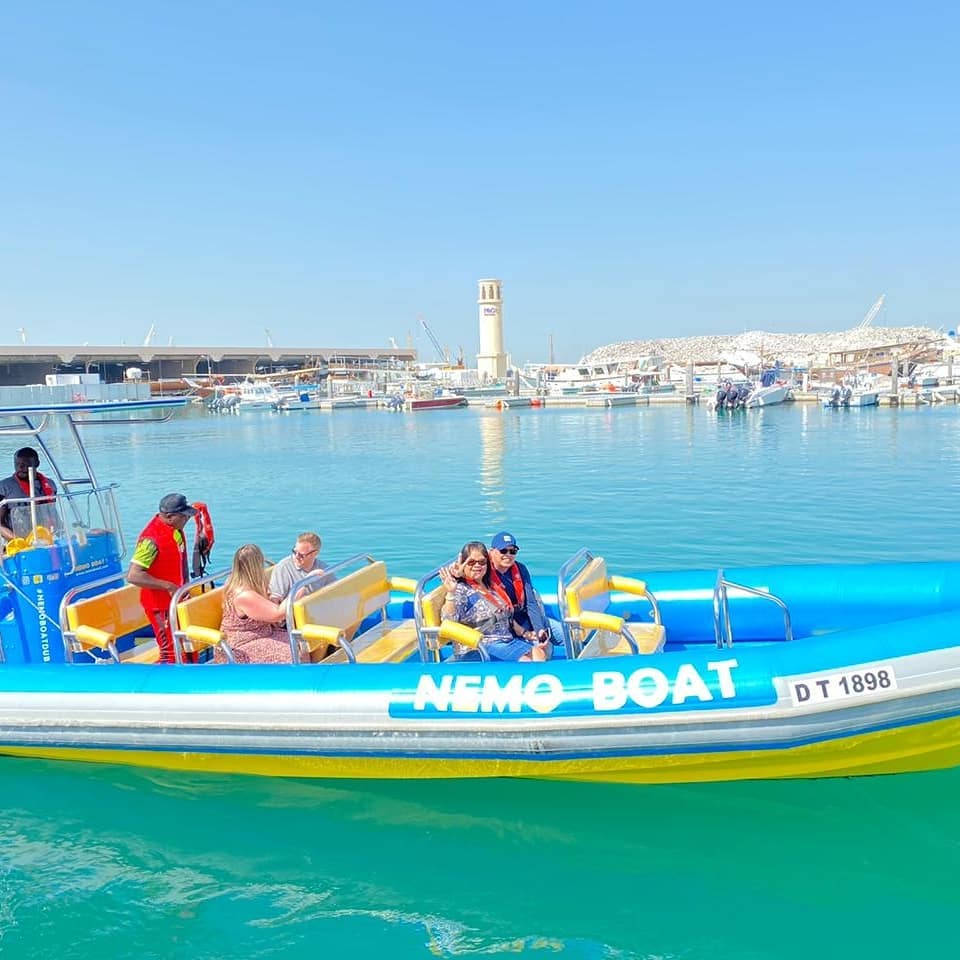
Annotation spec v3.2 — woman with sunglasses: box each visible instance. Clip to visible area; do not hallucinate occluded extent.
[439,541,551,662]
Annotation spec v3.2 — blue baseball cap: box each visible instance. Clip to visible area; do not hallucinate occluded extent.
[490,531,518,551]
[159,493,197,517]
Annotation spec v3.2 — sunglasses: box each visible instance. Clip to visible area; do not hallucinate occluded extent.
[499,548,518,556]
[292,548,318,560]
[463,558,487,567]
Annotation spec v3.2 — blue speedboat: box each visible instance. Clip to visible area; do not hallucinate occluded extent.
[1,399,959,785]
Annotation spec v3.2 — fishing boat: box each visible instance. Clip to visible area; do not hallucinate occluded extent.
[545,356,663,396]
[744,381,791,408]
[275,392,370,411]
[403,395,467,411]
[235,379,283,409]
[823,385,881,408]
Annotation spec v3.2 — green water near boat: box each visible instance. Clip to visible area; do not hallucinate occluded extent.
[3,760,958,959]
[2,403,960,957]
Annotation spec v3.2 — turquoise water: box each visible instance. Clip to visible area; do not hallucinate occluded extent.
[3,402,960,958]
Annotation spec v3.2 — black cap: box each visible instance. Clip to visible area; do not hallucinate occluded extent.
[158,493,197,516]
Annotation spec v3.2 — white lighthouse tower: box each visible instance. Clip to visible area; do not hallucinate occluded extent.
[476,278,507,382]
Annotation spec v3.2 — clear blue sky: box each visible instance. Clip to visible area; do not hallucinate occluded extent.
[1,1,957,364]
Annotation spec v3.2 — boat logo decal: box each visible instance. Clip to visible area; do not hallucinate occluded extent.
[392,659,741,717]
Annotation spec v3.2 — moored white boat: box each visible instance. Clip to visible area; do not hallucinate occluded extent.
[584,391,638,408]
[276,392,370,411]
[744,382,791,407]
[236,380,282,409]
[823,385,880,408]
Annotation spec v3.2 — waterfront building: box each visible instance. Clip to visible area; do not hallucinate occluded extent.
[476,279,507,382]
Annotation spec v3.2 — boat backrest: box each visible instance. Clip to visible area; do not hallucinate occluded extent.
[172,583,237,662]
[63,582,156,662]
[293,561,391,635]
[419,582,448,629]
[66,583,147,638]
[561,555,665,658]
[564,557,611,617]
[176,585,225,634]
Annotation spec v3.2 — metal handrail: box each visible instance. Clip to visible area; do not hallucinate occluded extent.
[285,563,350,664]
[712,568,728,648]
[1,484,123,567]
[414,564,446,662]
[413,562,490,662]
[0,415,50,435]
[69,409,180,425]
[169,566,231,664]
[58,571,127,662]
[712,572,793,648]
[557,548,595,660]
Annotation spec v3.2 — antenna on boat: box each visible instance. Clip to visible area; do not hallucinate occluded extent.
[142,324,156,346]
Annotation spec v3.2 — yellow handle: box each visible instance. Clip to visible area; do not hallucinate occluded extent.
[388,576,417,594]
[579,611,625,633]
[438,620,483,649]
[183,625,225,651]
[73,625,116,651]
[608,575,648,596]
[300,624,345,651]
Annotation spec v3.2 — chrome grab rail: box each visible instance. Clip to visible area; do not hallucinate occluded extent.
[0,415,50,436]
[713,569,793,648]
[414,563,489,662]
[414,565,443,662]
[287,554,371,664]
[557,548,595,660]
[58,571,127,662]
[169,566,231,664]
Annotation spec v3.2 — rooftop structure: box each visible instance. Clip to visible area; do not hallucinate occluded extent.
[0,344,417,386]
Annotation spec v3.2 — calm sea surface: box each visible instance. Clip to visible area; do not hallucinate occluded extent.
[2,402,960,959]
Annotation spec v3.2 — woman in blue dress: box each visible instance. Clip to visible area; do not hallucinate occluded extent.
[438,541,551,662]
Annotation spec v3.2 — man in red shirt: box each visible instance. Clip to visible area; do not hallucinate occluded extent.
[126,493,197,664]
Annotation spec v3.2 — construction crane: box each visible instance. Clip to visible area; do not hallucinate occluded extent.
[142,324,156,347]
[857,294,885,329]
[418,315,449,364]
